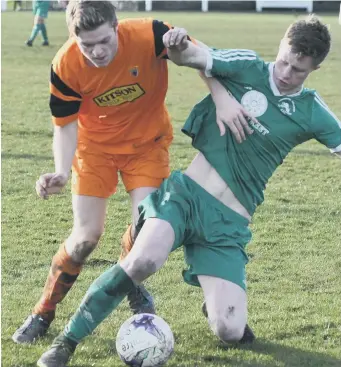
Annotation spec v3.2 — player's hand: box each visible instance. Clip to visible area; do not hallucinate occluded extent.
[35,172,68,199]
[214,93,256,143]
[163,27,189,51]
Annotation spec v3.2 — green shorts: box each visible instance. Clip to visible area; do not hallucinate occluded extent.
[137,171,252,290]
[33,1,49,18]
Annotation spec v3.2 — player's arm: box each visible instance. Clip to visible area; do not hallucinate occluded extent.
[164,27,259,78]
[49,63,81,177]
[312,93,341,159]
[149,20,206,67]
[163,28,208,69]
[152,20,200,60]
[163,28,256,142]
[36,64,81,199]
[53,121,78,177]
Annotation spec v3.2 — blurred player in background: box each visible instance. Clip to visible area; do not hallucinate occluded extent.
[13,0,22,11]
[26,0,50,46]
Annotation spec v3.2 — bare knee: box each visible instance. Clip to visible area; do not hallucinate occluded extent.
[66,227,104,263]
[121,254,161,283]
[126,256,159,281]
[199,275,247,343]
[209,309,245,343]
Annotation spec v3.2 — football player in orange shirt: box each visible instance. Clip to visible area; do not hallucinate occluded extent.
[13,0,172,344]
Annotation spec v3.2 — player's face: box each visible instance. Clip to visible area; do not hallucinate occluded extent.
[76,22,118,67]
[274,40,318,94]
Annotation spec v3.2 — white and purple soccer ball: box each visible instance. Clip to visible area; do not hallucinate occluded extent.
[116,313,174,366]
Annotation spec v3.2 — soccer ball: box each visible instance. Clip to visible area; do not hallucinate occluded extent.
[116,313,174,366]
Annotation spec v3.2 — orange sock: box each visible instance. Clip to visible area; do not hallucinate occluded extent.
[119,224,133,261]
[32,243,83,322]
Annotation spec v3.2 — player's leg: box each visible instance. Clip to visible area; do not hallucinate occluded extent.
[37,1,49,45]
[199,275,247,342]
[119,187,159,314]
[66,217,174,339]
[26,15,41,46]
[180,176,255,343]
[13,147,116,344]
[119,186,158,259]
[37,218,176,367]
[201,301,255,343]
[118,139,171,314]
[37,173,187,366]
[40,18,49,46]
[34,195,107,313]
[119,140,171,259]
[12,195,108,344]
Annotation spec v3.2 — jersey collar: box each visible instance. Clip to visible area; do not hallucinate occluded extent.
[268,62,303,97]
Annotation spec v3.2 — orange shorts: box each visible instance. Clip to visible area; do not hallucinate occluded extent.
[72,139,171,198]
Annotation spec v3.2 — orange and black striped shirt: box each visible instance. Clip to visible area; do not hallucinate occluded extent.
[50,18,174,154]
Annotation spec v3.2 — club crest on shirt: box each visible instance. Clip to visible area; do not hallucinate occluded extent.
[278,98,296,116]
[241,90,268,117]
[130,66,139,77]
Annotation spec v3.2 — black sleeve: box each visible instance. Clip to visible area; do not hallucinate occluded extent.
[152,20,170,58]
[152,20,193,59]
[50,94,81,118]
[50,66,82,99]
[50,66,82,118]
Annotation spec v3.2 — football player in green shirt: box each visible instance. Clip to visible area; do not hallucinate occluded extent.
[37,15,340,367]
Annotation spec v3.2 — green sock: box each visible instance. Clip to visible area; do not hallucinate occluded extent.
[63,264,135,343]
[28,24,40,42]
[40,23,48,42]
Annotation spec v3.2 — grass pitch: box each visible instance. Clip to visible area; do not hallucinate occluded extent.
[2,10,341,367]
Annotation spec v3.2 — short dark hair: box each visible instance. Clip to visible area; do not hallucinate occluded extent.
[66,0,118,36]
[284,14,331,65]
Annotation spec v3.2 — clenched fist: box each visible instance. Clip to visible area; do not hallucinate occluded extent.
[35,173,68,199]
[163,27,189,51]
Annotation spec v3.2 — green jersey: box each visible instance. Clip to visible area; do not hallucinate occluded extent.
[182,49,341,215]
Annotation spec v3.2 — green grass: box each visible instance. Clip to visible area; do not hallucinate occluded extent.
[2,10,341,367]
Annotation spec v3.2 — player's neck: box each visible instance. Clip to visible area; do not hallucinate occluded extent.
[277,84,303,96]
